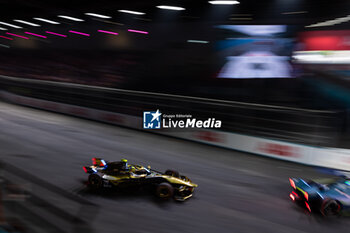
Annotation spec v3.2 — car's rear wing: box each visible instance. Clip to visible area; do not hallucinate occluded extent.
[289,178,311,201]
[92,158,107,167]
[82,158,107,173]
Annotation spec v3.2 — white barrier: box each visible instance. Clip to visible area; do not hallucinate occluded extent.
[2,91,350,171]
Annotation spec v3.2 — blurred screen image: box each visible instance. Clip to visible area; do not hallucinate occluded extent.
[215,25,295,79]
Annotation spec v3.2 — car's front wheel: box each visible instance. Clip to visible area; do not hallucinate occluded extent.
[156,182,174,199]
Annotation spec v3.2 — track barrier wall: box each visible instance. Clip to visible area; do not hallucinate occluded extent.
[1,85,350,171]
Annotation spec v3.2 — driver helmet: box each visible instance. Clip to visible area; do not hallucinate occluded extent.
[121,158,128,170]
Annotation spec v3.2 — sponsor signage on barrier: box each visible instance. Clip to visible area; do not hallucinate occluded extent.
[101,113,124,124]
[68,107,89,117]
[257,142,300,157]
[42,102,60,112]
[195,131,224,143]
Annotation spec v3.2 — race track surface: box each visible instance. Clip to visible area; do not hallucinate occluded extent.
[0,101,349,233]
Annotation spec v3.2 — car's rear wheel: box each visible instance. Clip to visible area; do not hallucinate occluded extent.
[88,174,103,190]
[321,199,341,216]
[156,182,174,199]
[165,170,179,178]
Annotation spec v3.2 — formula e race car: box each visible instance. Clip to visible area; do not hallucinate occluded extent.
[289,176,350,216]
[83,158,198,201]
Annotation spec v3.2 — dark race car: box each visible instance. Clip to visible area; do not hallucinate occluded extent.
[83,158,198,201]
[289,176,350,216]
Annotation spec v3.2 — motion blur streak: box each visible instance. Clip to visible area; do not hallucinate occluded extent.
[5,32,28,39]
[33,17,60,24]
[57,15,84,22]
[84,13,111,19]
[25,32,47,38]
[0,21,22,28]
[118,10,145,15]
[187,40,209,43]
[97,30,119,35]
[127,29,149,34]
[45,31,67,37]
[156,5,186,11]
[208,1,240,5]
[69,30,90,36]
[0,36,13,40]
[0,44,10,48]
[13,19,41,26]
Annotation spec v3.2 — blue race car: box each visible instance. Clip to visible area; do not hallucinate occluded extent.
[289,177,350,216]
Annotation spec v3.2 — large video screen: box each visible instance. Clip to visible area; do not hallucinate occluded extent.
[215,25,295,79]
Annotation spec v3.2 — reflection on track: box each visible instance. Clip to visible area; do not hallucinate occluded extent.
[0,101,349,233]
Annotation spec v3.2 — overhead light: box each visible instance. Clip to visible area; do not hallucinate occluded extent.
[0,27,8,31]
[33,18,60,24]
[293,51,350,64]
[230,17,252,20]
[282,11,308,15]
[231,14,252,16]
[306,15,350,28]
[135,18,152,22]
[84,13,111,19]
[25,32,47,38]
[97,30,119,35]
[0,22,22,29]
[13,20,40,27]
[0,35,13,40]
[69,30,90,36]
[0,44,10,48]
[58,15,84,22]
[306,14,350,28]
[209,1,240,5]
[91,18,124,26]
[127,29,149,34]
[187,40,209,44]
[46,31,67,37]
[6,32,29,39]
[156,5,186,11]
[118,10,145,15]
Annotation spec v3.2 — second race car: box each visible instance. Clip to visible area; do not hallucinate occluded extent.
[289,176,350,216]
